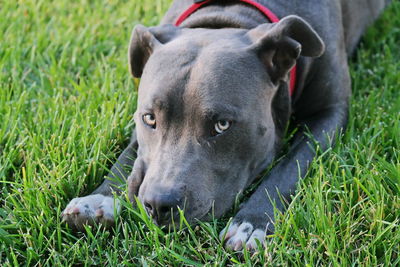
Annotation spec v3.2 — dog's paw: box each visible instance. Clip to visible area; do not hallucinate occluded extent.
[61,194,120,231]
[220,221,266,251]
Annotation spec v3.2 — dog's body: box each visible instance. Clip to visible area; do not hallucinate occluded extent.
[62,0,390,250]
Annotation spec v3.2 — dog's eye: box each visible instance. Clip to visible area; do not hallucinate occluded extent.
[143,113,156,128]
[213,120,232,135]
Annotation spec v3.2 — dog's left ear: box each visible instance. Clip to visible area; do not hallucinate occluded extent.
[128,24,181,78]
[246,15,325,84]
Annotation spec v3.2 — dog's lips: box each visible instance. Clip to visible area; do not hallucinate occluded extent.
[186,198,214,223]
[144,197,214,227]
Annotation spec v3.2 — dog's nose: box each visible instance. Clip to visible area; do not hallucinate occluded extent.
[143,193,182,225]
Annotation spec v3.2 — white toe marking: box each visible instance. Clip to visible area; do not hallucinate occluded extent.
[219,222,239,241]
[224,222,253,251]
[245,229,266,250]
[98,196,120,222]
[61,194,120,229]
[221,221,267,251]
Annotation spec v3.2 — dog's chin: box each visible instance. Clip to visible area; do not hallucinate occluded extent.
[182,199,232,226]
[152,201,214,229]
[184,196,239,224]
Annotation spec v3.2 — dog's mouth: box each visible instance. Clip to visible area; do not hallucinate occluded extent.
[141,196,214,228]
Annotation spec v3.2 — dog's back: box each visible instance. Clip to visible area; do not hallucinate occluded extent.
[341,0,390,55]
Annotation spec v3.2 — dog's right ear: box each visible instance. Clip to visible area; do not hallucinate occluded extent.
[246,16,325,85]
[128,24,181,78]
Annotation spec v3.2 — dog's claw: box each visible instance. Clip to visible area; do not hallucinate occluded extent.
[70,207,80,215]
[95,208,104,218]
[245,229,266,250]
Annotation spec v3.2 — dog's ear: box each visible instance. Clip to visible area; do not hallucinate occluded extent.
[246,15,325,84]
[128,24,181,78]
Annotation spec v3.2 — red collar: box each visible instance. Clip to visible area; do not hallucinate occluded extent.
[174,0,297,96]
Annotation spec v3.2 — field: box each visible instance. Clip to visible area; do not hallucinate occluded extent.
[0,0,399,265]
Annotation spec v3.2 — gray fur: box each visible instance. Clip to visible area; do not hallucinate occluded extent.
[63,0,390,243]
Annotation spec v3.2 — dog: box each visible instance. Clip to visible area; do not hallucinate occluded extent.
[62,0,390,251]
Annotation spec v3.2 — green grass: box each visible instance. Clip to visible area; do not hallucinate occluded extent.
[0,0,399,265]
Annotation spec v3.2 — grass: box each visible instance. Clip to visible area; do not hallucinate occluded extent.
[0,0,399,265]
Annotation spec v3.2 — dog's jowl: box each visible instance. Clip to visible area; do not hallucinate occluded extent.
[62,0,390,251]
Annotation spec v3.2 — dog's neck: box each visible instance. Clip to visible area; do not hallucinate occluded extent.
[178,2,271,29]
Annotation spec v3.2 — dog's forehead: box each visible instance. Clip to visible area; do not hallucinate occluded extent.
[138,29,267,112]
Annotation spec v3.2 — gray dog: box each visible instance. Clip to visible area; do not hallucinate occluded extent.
[62,0,390,251]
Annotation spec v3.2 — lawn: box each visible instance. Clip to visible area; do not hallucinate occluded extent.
[0,0,399,265]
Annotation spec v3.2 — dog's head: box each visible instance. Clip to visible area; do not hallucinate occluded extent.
[126,16,324,226]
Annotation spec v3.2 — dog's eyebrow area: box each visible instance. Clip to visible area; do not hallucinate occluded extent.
[201,105,241,120]
[141,92,178,113]
[151,97,170,111]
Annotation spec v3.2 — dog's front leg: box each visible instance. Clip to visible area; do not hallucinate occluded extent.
[61,131,138,230]
[221,105,348,251]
